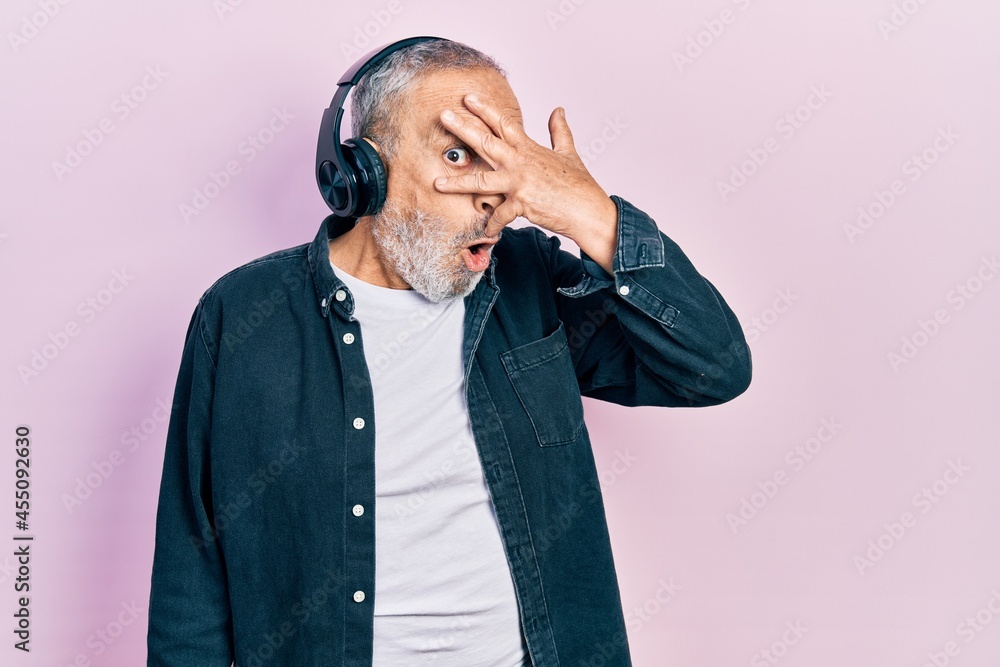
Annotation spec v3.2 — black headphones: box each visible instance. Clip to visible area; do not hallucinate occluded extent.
[315,35,450,218]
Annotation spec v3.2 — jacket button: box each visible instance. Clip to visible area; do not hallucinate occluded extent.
[343,333,355,344]
[353,590,365,602]
[335,289,347,301]
[352,504,364,516]
[353,417,365,429]
[618,285,630,296]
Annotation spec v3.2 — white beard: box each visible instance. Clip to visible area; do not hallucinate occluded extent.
[368,198,497,303]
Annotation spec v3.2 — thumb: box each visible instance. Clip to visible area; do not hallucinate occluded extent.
[549,107,575,154]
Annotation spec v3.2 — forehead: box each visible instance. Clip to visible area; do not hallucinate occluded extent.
[403,67,521,136]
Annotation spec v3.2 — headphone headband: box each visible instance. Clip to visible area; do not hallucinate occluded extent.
[316,36,449,218]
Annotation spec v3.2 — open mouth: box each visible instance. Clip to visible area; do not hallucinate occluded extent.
[461,237,499,272]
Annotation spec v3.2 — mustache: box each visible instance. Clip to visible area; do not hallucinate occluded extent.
[460,212,501,245]
[374,201,502,245]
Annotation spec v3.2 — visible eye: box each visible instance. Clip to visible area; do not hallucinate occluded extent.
[443,146,472,167]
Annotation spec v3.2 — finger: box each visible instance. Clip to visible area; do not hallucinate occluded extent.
[434,169,510,195]
[441,109,516,169]
[548,107,575,155]
[485,199,522,237]
[464,93,528,147]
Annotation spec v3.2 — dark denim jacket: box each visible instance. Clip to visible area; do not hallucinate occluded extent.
[146,195,751,666]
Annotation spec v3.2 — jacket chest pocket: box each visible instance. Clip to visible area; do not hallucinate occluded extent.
[500,321,585,447]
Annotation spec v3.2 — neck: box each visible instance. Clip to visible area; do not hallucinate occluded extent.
[328,216,412,290]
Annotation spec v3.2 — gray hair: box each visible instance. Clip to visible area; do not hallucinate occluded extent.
[350,39,506,166]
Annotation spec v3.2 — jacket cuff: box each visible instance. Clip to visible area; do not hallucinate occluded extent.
[557,195,666,299]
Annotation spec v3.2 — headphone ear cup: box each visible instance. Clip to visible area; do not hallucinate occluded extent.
[344,137,388,217]
[317,158,348,215]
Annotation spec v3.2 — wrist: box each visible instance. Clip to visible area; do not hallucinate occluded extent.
[569,195,618,275]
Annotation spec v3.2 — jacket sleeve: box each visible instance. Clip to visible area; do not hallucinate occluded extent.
[147,296,235,666]
[542,194,752,407]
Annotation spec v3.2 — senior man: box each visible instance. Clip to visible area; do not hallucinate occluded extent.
[147,38,751,666]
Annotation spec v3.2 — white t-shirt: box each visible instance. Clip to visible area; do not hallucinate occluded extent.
[330,258,529,666]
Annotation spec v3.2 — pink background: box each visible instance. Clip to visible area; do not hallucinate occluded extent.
[3,0,999,664]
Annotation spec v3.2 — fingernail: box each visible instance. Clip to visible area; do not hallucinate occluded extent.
[435,177,448,186]
[442,109,455,121]
[467,94,479,104]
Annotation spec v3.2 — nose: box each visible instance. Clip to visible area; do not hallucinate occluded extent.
[473,191,505,224]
